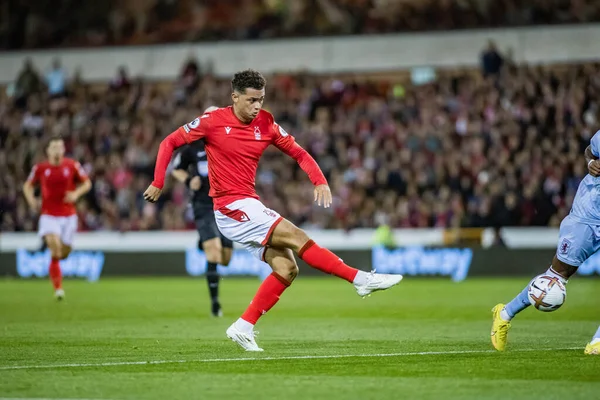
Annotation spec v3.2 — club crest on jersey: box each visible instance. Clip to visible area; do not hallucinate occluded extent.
[560,238,571,255]
[63,167,70,177]
[254,126,261,140]
[44,169,50,177]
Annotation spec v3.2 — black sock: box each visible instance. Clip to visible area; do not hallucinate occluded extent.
[206,262,219,305]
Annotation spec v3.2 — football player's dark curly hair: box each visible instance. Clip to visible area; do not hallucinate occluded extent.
[231,69,266,93]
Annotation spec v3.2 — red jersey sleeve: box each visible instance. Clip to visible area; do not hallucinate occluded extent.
[152,115,211,189]
[26,164,41,185]
[181,114,211,143]
[271,120,327,186]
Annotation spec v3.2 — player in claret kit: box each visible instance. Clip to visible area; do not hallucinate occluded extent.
[490,130,600,355]
[144,69,403,351]
[23,136,91,300]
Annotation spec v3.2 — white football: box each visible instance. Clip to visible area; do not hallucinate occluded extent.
[528,275,566,312]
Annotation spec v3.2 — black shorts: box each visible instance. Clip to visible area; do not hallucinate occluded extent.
[195,209,233,249]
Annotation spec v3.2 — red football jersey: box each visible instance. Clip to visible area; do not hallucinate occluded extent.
[152,107,327,210]
[27,158,89,216]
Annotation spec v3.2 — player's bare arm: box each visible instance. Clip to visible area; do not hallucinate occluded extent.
[585,145,600,177]
[172,169,201,191]
[22,180,39,212]
[64,179,92,203]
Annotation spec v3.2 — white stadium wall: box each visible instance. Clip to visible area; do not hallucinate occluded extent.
[0,228,558,252]
[0,24,600,83]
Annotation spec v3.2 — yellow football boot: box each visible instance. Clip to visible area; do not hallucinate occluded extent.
[584,342,600,355]
[491,304,511,352]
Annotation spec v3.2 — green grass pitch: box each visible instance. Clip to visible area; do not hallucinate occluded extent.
[0,277,599,400]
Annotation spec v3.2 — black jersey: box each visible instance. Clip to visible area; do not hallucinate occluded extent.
[172,140,213,209]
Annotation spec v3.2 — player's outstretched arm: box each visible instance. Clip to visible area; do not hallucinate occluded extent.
[273,130,331,208]
[585,145,600,177]
[144,130,187,203]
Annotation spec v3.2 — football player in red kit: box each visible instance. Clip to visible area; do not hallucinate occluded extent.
[23,136,91,300]
[144,70,403,351]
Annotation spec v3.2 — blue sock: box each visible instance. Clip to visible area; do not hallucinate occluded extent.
[503,286,531,320]
[502,266,567,321]
[593,326,600,343]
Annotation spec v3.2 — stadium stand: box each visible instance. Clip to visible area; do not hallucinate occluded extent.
[2,0,600,49]
[2,47,599,231]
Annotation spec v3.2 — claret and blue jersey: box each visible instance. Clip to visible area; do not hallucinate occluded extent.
[558,130,600,267]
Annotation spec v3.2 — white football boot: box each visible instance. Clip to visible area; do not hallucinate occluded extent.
[54,288,65,301]
[354,271,403,297]
[226,323,264,352]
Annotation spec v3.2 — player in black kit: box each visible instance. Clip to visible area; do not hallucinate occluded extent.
[171,107,233,316]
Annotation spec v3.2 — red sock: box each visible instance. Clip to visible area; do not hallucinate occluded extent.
[241,273,290,325]
[298,240,358,283]
[49,258,62,290]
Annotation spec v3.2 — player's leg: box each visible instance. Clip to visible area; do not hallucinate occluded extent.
[269,218,403,296]
[197,213,229,316]
[38,215,65,299]
[60,244,73,260]
[51,214,77,299]
[39,236,48,252]
[491,215,587,351]
[585,325,600,355]
[202,237,224,317]
[216,199,400,351]
[583,223,600,355]
[220,234,233,267]
[58,215,78,261]
[45,234,64,299]
[213,235,233,316]
[500,256,576,321]
[226,246,297,351]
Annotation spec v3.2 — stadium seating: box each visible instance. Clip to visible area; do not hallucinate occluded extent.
[2,0,599,50]
[2,54,599,232]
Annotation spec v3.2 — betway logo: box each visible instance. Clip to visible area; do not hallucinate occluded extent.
[186,248,271,281]
[372,246,472,282]
[16,249,105,282]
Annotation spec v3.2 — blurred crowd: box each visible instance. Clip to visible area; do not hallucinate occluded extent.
[3,0,600,49]
[1,47,600,232]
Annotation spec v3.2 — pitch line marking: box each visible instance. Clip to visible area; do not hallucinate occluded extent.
[0,347,581,371]
[0,398,110,400]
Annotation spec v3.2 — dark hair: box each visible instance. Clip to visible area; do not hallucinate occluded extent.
[231,69,266,93]
[45,135,63,151]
